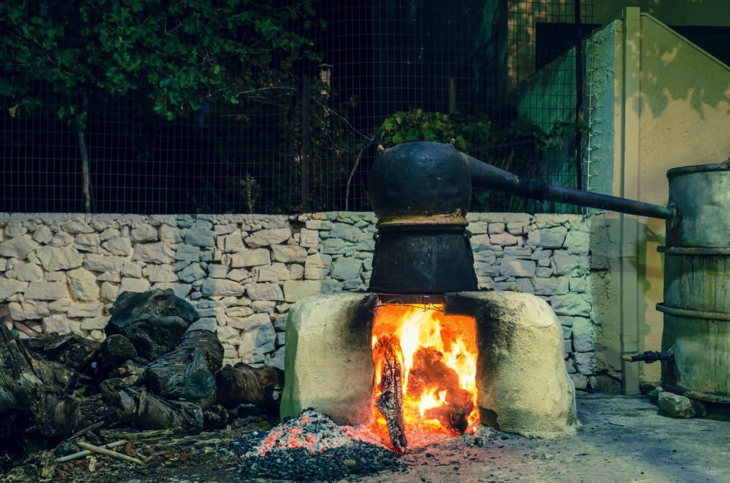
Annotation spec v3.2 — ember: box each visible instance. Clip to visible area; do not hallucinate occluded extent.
[240,410,402,481]
[370,304,479,452]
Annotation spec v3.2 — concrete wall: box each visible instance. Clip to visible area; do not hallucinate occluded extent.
[0,211,613,392]
[635,14,730,383]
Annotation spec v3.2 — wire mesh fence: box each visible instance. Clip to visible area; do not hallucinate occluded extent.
[0,0,594,215]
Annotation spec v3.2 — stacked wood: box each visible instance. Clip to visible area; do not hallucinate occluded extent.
[373,336,407,455]
[0,289,287,457]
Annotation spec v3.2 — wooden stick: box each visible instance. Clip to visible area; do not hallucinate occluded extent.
[77,441,145,465]
[57,440,127,463]
[374,336,407,455]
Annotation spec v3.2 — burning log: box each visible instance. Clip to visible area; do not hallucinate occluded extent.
[373,336,407,454]
[407,347,472,434]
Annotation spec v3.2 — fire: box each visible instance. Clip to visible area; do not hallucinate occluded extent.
[369,303,479,452]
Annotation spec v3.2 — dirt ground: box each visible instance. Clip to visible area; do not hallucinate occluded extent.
[6,394,730,482]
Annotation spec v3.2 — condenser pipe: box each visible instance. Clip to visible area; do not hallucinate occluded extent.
[465,155,675,222]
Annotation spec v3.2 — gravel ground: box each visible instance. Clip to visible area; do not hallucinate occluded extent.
[5,395,730,482]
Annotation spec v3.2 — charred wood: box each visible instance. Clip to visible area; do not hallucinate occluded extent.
[214,363,283,411]
[374,336,407,455]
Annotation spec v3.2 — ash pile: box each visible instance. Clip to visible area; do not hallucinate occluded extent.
[237,409,403,481]
[0,289,283,462]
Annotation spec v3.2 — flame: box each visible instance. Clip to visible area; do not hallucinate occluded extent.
[369,304,480,448]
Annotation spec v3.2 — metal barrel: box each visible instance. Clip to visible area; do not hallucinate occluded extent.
[658,162,730,403]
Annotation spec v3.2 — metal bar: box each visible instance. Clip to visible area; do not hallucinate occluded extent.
[465,155,671,220]
[301,75,310,213]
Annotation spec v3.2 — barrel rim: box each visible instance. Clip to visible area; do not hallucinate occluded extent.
[659,383,730,404]
[656,303,730,321]
[658,246,730,255]
[667,161,730,178]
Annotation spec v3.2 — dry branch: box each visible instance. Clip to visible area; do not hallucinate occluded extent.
[374,336,407,454]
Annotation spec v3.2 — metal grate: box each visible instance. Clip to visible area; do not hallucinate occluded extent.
[0,0,594,214]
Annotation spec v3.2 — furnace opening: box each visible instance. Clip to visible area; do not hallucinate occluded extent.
[369,302,479,453]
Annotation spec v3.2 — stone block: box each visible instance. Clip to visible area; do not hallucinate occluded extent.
[527,226,567,249]
[283,280,323,303]
[658,392,696,418]
[201,278,245,297]
[281,293,378,425]
[500,259,536,277]
[245,228,291,248]
[25,281,66,300]
[257,263,290,282]
[550,294,591,317]
[532,277,569,296]
[332,258,362,281]
[272,245,307,263]
[102,237,133,256]
[36,246,83,271]
[120,277,151,294]
[184,224,215,247]
[572,317,595,353]
[0,236,39,259]
[179,263,206,283]
[133,243,175,264]
[445,291,577,438]
[245,283,284,301]
[12,262,43,282]
[299,228,318,248]
[231,248,270,267]
[551,251,581,276]
[489,232,519,247]
[329,223,363,242]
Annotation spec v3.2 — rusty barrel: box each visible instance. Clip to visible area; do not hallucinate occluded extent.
[658,162,730,403]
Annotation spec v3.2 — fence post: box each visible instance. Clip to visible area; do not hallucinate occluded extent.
[301,75,310,213]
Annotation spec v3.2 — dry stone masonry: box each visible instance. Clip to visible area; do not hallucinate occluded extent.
[0,212,602,391]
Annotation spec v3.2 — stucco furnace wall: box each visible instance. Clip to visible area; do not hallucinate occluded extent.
[0,212,612,392]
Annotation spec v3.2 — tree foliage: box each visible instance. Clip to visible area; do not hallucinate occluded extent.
[0,0,318,121]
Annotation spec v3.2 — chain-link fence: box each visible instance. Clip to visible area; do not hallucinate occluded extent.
[0,0,594,214]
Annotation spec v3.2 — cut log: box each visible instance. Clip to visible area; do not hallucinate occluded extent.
[25,333,100,373]
[214,363,284,411]
[106,289,199,360]
[144,330,224,401]
[374,336,407,454]
[0,325,82,438]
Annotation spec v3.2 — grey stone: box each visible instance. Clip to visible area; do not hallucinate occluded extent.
[13,262,43,282]
[21,300,50,319]
[283,280,322,303]
[489,232,519,246]
[305,254,332,280]
[231,248,270,267]
[68,303,104,318]
[100,228,120,241]
[226,269,251,282]
[102,237,133,256]
[239,322,277,361]
[332,258,362,281]
[228,313,270,330]
[500,259,536,277]
[271,245,307,263]
[74,233,100,250]
[222,231,245,253]
[187,317,216,332]
[61,220,94,234]
[305,220,333,230]
[32,226,53,244]
[216,326,240,343]
[488,223,505,234]
[290,264,304,280]
[658,392,696,418]
[550,294,591,317]
[144,265,178,283]
[121,261,143,278]
[207,264,228,279]
[574,352,595,374]
[245,283,284,301]
[133,242,175,264]
[201,278,245,297]
[25,281,66,300]
[532,278,569,296]
[35,246,82,271]
[474,251,497,264]
[175,245,201,262]
[536,267,553,278]
[299,228,318,248]
[67,268,99,301]
[84,254,125,273]
[97,271,120,282]
[43,314,79,335]
[49,298,72,313]
[569,373,589,390]
[184,224,215,247]
[470,235,491,250]
[131,224,158,242]
[329,223,363,242]
[257,263,290,282]
[280,293,378,425]
[214,224,238,235]
[51,231,74,247]
[552,251,581,276]
[81,316,110,331]
[269,347,286,371]
[227,306,254,317]
[572,317,595,353]
[0,236,39,259]
[159,224,182,243]
[245,228,291,248]
[120,277,151,294]
[527,226,567,249]
[321,238,346,255]
[569,277,588,293]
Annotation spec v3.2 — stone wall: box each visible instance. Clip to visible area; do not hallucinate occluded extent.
[0,211,603,391]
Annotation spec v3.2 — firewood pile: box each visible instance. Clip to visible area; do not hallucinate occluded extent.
[0,289,283,462]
